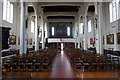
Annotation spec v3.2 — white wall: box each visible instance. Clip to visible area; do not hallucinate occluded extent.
[0,1,2,27]
[87,15,95,48]
[79,3,120,52]
[27,15,35,49]
[1,2,19,50]
[1,2,36,50]
[105,3,120,51]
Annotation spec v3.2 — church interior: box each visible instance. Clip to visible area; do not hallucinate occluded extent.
[0,0,120,79]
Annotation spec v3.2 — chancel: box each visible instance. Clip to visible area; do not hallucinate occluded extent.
[0,0,120,79]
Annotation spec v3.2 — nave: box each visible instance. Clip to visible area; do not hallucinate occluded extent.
[2,49,120,80]
[1,1,120,80]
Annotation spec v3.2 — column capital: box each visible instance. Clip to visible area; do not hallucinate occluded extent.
[83,15,88,19]
[24,3,28,17]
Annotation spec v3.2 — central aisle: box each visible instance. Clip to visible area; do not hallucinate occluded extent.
[48,50,77,78]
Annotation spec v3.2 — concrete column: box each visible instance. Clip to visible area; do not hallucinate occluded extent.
[77,16,80,48]
[84,15,88,50]
[74,21,77,38]
[24,30,27,54]
[104,34,107,49]
[42,18,45,49]
[114,29,118,51]
[47,21,49,38]
[45,20,48,38]
[94,2,98,15]
[35,14,39,51]
[98,2,103,54]
[20,0,24,54]
[24,3,28,54]
[92,17,95,47]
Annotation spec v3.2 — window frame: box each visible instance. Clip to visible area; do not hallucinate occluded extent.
[2,0,13,23]
[109,0,119,23]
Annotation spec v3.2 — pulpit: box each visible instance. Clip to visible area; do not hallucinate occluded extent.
[0,27,11,50]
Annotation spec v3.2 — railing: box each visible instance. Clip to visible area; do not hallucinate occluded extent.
[48,38,77,43]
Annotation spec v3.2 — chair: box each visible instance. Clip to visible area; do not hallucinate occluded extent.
[106,55,112,71]
[18,57,26,72]
[33,58,41,72]
[10,57,18,71]
[91,56,99,72]
[41,63,49,72]
[3,58,11,72]
[83,58,91,72]
[73,58,82,71]
[26,58,33,72]
[98,56,107,71]
[112,57,119,71]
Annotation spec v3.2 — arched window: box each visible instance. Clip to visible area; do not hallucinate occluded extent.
[109,0,119,22]
[31,21,34,33]
[3,0,13,23]
[80,23,83,34]
[88,20,92,32]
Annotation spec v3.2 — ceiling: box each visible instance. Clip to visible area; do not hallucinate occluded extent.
[47,16,75,19]
[27,4,95,20]
[42,6,79,20]
[88,5,95,12]
[42,6,80,13]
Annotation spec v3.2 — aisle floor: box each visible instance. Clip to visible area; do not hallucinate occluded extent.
[48,51,77,78]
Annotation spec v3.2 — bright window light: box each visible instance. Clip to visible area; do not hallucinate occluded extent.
[80,23,83,34]
[10,4,13,23]
[31,21,34,33]
[3,0,7,20]
[2,0,13,23]
[88,20,92,32]
[7,1,10,22]
[109,0,119,22]
[67,27,70,36]
[52,27,54,36]
[109,3,113,22]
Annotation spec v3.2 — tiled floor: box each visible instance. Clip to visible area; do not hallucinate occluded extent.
[2,50,120,79]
